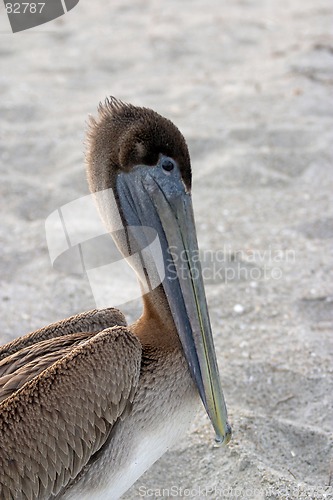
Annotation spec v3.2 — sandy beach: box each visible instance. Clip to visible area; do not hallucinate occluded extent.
[0,0,332,498]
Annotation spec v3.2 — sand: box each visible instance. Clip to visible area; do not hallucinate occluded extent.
[0,0,332,498]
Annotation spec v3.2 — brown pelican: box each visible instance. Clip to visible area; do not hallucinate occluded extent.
[0,98,231,499]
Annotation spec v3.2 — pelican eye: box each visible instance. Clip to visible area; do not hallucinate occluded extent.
[161,158,175,172]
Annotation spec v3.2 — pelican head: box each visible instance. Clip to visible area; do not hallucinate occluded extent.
[86,97,231,445]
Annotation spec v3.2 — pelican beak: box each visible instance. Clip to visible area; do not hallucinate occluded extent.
[150,186,231,445]
[116,161,231,444]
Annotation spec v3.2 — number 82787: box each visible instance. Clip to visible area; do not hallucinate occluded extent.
[5,3,45,14]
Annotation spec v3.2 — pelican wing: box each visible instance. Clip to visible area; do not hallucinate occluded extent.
[0,326,142,499]
[0,331,99,402]
[0,308,126,361]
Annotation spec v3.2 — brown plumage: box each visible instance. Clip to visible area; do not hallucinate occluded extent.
[86,97,192,192]
[0,98,230,500]
[0,310,141,499]
[0,308,126,362]
[0,309,126,402]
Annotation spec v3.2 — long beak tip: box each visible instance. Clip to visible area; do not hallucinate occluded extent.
[215,422,232,447]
